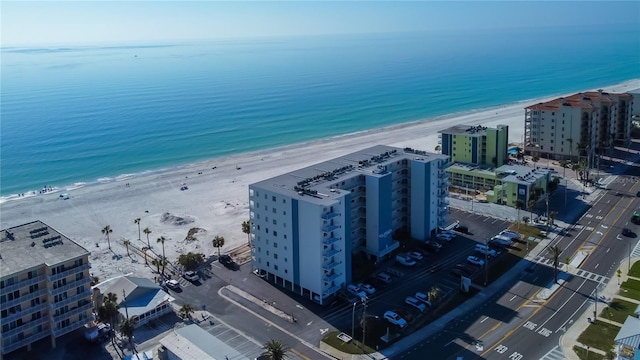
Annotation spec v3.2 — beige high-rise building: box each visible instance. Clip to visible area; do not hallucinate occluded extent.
[1,221,92,358]
[524,90,634,163]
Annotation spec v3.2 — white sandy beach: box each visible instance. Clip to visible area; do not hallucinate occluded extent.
[1,79,638,281]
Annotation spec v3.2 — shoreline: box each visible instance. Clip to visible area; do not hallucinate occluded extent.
[1,78,639,281]
[2,77,638,203]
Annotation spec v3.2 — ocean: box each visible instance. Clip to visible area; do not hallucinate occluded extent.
[1,24,639,198]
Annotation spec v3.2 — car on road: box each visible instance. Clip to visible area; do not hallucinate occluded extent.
[183,271,200,282]
[165,279,180,289]
[407,251,424,261]
[375,272,393,284]
[219,254,237,269]
[405,296,427,312]
[414,292,432,307]
[383,310,407,328]
[347,284,367,299]
[622,228,633,237]
[475,244,498,257]
[357,283,376,295]
[396,254,417,267]
[466,256,485,267]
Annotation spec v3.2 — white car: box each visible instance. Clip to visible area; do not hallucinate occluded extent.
[441,230,457,238]
[436,233,453,242]
[183,271,200,282]
[405,296,427,312]
[357,283,376,295]
[414,292,432,307]
[347,284,367,299]
[466,256,485,267]
[165,279,180,289]
[383,310,407,328]
[407,251,424,261]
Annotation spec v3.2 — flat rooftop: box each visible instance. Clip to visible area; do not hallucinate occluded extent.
[496,164,551,185]
[1,220,89,276]
[251,145,448,205]
[438,124,506,137]
[159,324,248,360]
[446,162,498,177]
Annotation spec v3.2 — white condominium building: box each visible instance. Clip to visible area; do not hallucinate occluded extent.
[249,145,450,305]
[1,221,92,358]
[524,90,633,163]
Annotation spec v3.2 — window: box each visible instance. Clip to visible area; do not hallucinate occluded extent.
[274,265,279,271]
[273,242,278,248]
[272,196,276,202]
[282,199,286,204]
[272,208,276,214]
[285,258,288,262]
[283,211,286,215]
[265,228,269,234]
[266,251,270,256]
[285,269,288,274]
[274,253,278,259]
[550,146,554,151]
[273,219,277,225]
[550,140,554,143]
[264,194,267,199]
[266,261,270,267]
[273,231,277,236]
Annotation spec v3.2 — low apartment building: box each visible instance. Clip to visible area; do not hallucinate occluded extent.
[524,90,634,163]
[1,221,92,358]
[249,145,450,304]
[439,124,509,168]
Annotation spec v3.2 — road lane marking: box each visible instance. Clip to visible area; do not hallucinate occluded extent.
[480,316,489,323]
[509,295,517,301]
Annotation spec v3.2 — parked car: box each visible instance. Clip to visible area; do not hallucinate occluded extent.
[183,271,200,282]
[422,241,441,253]
[622,228,633,237]
[383,310,407,328]
[456,225,469,234]
[499,230,521,241]
[407,251,424,261]
[466,256,485,267]
[347,284,367,299]
[414,292,432,307]
[165,279,180,289]
[219,254,237,269]
[436,233,453,242]
[338,291,360,304]
[357,283,376,295]
[396,254,417,267]
[475,244,497,257]
[405,296,427,312]
[490,235,513,247]
[440,230,457,238]
[375,272,393,284]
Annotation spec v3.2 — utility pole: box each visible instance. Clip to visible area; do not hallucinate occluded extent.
[594,287,598,321]
[122,289,129,319]
[351,301,357,340]
[361,297,368,350]
[484,238,489,286]
[546,192,550,235]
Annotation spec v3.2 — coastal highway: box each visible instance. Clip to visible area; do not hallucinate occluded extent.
[393,165,640,360]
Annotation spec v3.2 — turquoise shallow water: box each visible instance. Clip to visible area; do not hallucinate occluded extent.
[1,25,639,197]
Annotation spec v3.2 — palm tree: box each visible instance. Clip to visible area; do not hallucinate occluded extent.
[119,317,136,347]
[151,258,161,274]
[263,339,288,360]
[549,245,563,283]
[123,239,131,257]
[242,221,251,245]
[428,286,442,305]
[102,225,113,249]
[134,218,141,241]
[566,138,573,163]
[143,227,152,248]
[157,236,167,259]
[141,247,149,265]
[212,235,225,257]
[99,292,119,327]
[179,304,194,319]
[515,200,525,231]
[531,156,539,168]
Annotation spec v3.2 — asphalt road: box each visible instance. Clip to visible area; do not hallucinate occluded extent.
[392,162,640,360]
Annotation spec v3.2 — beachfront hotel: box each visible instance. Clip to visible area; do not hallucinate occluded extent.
[248,145,450,305]
[438,124,509,168]
[0,221,92,358]
[524,90,634,163]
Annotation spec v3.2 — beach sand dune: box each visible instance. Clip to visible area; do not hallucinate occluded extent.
[2,79,638,281]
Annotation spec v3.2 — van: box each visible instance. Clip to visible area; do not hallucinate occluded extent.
[475,244,497,257]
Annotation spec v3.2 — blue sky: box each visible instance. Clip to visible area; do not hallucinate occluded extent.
[2,1,639,46]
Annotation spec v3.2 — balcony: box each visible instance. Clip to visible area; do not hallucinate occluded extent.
[49,276,91,296]
[2,316,48,338]
[438,180,448,189]
[321,211,339,220]
[323,271,341,283]
[2,275,45,293]
[48,264,91,282]
[323,236,340,246]
[51,300,92,324]
[2,328,49,353]
[52,316,90,337]
[439,171,450,180]
[438,198,450,207]
[322,224,340,232]
[322,261,341,271]
[323,248,341,258]
[3,302,48,323]
[51,289,92,310]
[323,284,341,296]
[2,288,47,309]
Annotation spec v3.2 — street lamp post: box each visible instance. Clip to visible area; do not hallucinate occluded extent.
[484,238,489,286]
[351,301,357,340]
[361,298,368,350]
